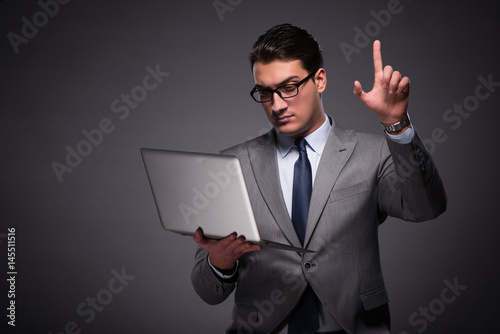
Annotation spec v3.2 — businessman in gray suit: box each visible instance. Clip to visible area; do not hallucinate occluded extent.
[191,24,446,334]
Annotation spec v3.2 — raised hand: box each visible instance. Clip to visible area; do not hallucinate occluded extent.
[353,40,410,126]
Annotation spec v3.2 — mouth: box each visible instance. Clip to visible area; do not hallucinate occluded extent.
[274,114,293,123]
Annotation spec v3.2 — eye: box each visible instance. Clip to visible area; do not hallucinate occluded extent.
[280,85,297,93]
[258,90,272,97]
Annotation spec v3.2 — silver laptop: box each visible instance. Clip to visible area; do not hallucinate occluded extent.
[140,148,312,253]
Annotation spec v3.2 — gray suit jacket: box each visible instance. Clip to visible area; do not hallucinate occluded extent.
[191,118,446,334]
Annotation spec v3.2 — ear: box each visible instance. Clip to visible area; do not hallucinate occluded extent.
[315,68,327,94]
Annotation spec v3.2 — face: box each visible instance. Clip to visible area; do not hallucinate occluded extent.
[252,59,327,138]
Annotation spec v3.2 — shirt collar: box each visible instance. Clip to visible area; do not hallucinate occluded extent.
[276,115,331,158]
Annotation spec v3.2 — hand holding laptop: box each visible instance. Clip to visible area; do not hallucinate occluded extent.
[193,227,262,271]
[141,148,313,253]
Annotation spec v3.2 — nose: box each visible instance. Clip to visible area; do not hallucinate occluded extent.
[271,92,287,113]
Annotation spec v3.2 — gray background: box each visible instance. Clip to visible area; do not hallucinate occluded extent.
[1,0,499,333]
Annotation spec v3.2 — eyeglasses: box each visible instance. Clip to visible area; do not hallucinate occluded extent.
[250,71,316,103]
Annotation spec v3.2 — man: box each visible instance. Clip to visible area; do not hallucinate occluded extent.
[191,23,446,334]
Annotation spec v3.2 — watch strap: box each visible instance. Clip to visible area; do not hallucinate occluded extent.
[381,113,410,133]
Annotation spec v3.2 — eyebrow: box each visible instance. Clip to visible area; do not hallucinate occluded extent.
[254,75,301,90]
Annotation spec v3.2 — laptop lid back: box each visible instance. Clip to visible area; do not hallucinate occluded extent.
[141,148,261,242]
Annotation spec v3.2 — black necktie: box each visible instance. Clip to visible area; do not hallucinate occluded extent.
[289,138,319,334]
[291,138,312,245]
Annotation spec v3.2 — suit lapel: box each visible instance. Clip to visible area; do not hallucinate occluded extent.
[247,130,302,247]
[247,121,358,249]
[304,121,357,247]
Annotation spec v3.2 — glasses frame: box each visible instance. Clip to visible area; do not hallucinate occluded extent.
[249,71,316,103]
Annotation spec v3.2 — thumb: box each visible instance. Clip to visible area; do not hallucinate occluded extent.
[353,80,366,101]
[193,227,206,244]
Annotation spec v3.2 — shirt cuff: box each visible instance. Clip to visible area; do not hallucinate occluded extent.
[385,124,414,144]
[208,256,239,280]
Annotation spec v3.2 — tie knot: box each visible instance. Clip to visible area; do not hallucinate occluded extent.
[294,138,308,153]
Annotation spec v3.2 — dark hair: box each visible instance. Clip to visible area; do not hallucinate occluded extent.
[249,23,323,74]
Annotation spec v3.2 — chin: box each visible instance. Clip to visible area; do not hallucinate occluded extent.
[274,124,303,137]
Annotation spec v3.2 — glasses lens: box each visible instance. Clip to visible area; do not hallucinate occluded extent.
[253,90,272,102]
[278,85,298,98]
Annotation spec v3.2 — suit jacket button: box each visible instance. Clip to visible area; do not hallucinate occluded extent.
[304,262,313,271]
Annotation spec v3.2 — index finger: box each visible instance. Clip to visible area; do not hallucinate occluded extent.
[218,232,239,247]
[373,40,383,75]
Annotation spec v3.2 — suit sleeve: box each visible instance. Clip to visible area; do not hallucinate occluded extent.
[377,131,447,222]
[191,244,237,305]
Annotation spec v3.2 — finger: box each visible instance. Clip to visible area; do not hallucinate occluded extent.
[232,241,262,256]
[388,70,401,94]
[397,76,410,94]
[217,232,238,248]
[237,243,262,255]
[373,40,383,78]
[193,233,217,250]
[353,80,366,100]
[224,235,248,254]
[382,65,393,89]
[193,227,205,243]
[194,228,234,249]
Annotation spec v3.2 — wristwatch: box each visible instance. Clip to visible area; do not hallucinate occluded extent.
[381,113,410,133]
